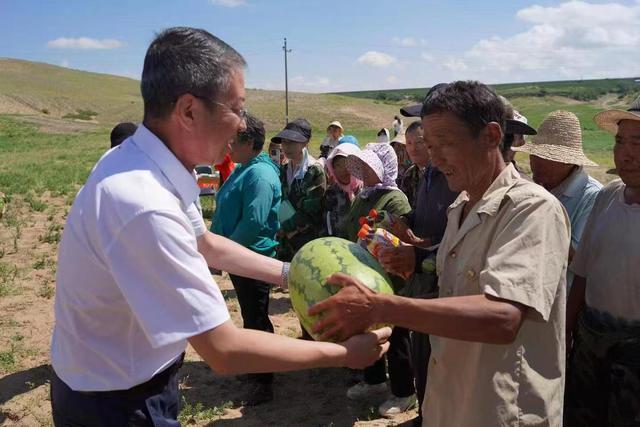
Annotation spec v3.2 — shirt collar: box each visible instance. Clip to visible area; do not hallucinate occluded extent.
[447,163,520,216]
[131,124,200,208]
[550,166,588,198]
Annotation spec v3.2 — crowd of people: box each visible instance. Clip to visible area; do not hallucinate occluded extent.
[51,26,639,427]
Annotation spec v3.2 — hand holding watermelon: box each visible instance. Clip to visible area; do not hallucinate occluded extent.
[338,326,392,369]
[308,272,382,342]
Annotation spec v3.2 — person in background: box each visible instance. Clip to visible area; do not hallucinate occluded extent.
[312,81,570,427]
[399,122,427,208]
[273,118,327,262]
[512,110,601,291]
[110,122,137,148]
[50,27,390,426]
[268,140,287,166]
[390,132,411,185]
[564,96,640,427]
[377,127,390,143]
[392,115,404,137]
[211,113,281,405]
[320,120,344,159]
[498,97,537,179]
[344,142,416,417]
[322,137,362,239]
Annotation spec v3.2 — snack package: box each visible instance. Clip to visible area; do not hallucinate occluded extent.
[357,224,401,259]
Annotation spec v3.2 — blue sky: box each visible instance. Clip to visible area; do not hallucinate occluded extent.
[1,0,639,92]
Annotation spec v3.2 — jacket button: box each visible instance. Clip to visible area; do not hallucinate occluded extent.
[450,251,457,259]
[466,270,476,279]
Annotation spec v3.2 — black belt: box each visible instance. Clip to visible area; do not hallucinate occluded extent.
[78,352,185,398]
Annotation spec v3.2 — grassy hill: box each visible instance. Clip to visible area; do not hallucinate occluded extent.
[0,58,402,136]
[2,57,638,182]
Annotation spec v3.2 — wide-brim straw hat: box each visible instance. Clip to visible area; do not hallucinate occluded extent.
[511,110,597,167]
[346,149,383,182]
[593,95,640,134]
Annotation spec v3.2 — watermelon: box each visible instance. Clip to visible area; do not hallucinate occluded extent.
[288,237,394,341]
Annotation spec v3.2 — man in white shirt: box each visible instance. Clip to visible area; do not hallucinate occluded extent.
[50,27,390,426]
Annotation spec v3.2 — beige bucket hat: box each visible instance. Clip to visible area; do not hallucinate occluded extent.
[511,110,597,167]
[327,120,343,131]
[593,95,640,134]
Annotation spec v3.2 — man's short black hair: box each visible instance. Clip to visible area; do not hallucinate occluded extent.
[406,121,423,134]
[237,114,266,151]
[110,122,137,148]
[141,27,246,120]
[421,81,506,138]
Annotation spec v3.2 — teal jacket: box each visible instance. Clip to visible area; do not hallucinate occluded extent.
[211,152,281,257]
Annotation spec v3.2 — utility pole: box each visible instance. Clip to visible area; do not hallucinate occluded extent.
[283,37,292,124]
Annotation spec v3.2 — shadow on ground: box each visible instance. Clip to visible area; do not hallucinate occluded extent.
[0,364,52,424]
[178,361,396,426]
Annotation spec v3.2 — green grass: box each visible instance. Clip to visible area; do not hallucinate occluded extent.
[0,115,108,196]
[335,78,640,103]
[0,262,18,297]
[177,398,233,424]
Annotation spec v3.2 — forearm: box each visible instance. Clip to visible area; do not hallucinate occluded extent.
[189,322,346,375]
[197,231,283,286]
[566,275,586,335]
[373,293,524,344]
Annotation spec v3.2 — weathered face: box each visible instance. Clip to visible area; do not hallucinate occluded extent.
[405,128,430,167]
[422,112,495,193]
[332,156,351,185]
[281,139,306,163]
[529,155,576,191]
[614,119,640,188]
[192,68,247,165]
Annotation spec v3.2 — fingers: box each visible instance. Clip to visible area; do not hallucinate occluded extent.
[369,326,392,344]
[308,298,333,317]
[377,341,390,357]
[319,324,344,342]
[311,313,337,332]
[326,272,357,287]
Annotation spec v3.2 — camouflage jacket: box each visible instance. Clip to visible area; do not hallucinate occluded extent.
[279,161,327,235]
[399,164,426,209]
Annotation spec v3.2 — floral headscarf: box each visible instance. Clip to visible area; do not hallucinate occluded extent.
[347,142,399,198]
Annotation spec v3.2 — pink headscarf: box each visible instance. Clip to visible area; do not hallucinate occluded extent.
[326,143,363,201]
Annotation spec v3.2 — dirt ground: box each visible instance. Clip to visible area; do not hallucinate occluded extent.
[0,194,417,426]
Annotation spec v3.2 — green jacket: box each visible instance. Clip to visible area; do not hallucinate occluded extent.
[280,161,327,235]
[345,189,412,242]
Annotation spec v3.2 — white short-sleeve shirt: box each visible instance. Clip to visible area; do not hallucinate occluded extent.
[51,125,229,391]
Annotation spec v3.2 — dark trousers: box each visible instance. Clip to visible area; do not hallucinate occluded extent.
[51,354,183,427]
[411,331,431,420]
[229,274,274,384]
[364,326,414,398]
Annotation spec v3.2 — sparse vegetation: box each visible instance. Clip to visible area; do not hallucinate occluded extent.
[178,398,233,424]
[62,108,99,121]
[0,262,18,296]
[39,222,63,244]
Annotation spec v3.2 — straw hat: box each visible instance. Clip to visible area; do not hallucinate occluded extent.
[593,95,640,134]
[511,110,597,167]
[327,120,343,131]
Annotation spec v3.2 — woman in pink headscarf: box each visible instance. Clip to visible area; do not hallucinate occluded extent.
[322,139,363,238]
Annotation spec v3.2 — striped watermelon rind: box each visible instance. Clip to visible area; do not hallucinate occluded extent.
[288,237,394,342]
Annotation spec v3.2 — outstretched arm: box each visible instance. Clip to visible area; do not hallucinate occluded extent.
[188,321,391,374]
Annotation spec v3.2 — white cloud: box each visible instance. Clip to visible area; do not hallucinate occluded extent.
[421,52,435,62]
[386,75,398,84]
[290,75,331,92]
[443,57,468,72]
[392,37,427,47]
[209,0,246,7]
[357,51,396,68]
[60,59,70,68]
[47,37,124,49]
[450,0,640,82]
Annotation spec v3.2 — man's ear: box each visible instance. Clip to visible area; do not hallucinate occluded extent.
[173,93,197,132]
[481,122,503,149]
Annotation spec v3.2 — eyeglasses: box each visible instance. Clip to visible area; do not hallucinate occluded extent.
[190,93,248,121]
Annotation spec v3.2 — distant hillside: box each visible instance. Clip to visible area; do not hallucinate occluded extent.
[334,78,640,103]
[0,58,403,133]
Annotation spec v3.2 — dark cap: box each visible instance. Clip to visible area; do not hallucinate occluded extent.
[271,118,312,143]
[400,83,449,117]
[505,119,537,135]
